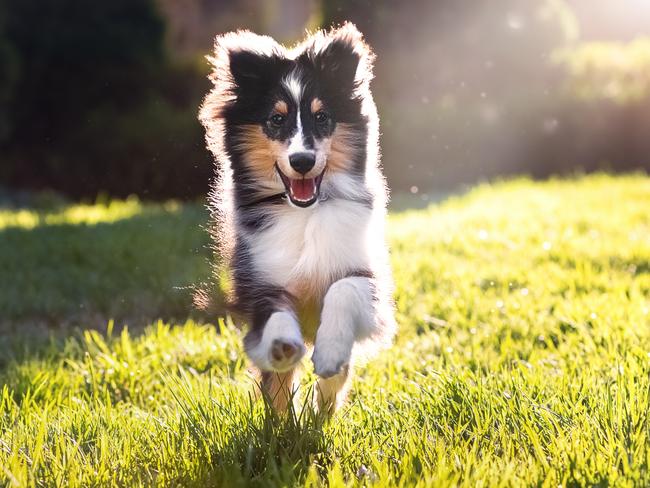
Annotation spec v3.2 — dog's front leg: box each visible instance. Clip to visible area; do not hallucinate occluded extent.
[312,276,376,379]
[245,309,306,411]
[245,310,306,373]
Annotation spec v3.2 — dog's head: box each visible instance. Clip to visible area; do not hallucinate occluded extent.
[200,23,376,208]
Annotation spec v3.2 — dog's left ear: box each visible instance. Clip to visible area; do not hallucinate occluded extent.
[307,22,375,94]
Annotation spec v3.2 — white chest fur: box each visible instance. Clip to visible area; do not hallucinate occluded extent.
[244,198,374,300]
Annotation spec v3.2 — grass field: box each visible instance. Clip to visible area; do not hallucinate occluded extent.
[1,174,649,487]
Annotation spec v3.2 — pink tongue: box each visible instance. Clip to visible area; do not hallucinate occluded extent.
[290,178,316,201]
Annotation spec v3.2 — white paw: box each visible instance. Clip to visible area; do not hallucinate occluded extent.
[269,337,306,372]
[311,338,352,379]
[246,311,306,372]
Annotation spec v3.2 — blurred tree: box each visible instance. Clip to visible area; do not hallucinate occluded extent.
[4,0,164,147]
[1,0,648,199]
[555,39,650,104]
[0,2,19,144]
[158,0,319,55]
[1,0,211,199]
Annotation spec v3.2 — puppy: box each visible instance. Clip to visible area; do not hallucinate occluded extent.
[199,23,396,413]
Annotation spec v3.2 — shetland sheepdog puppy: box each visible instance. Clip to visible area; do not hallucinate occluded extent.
[199,23,396,413]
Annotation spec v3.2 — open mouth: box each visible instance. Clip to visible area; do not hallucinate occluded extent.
[275,163,325,208]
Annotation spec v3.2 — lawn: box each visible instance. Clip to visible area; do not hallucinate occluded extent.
[1,174,649,487]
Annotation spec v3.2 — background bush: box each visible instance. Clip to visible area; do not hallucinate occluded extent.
[0,0,211,199]
[0,0,648,200]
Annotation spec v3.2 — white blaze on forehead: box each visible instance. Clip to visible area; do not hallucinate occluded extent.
[283,73,303,104]
[283,74,309,154]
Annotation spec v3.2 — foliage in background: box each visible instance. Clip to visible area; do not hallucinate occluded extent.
[0,0,19,144]
[555,39,650,103]
[0,175,649,485]
[1,0,650,200]
[0,0,211,199]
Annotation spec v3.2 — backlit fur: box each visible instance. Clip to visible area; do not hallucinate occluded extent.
[199,23,396,413]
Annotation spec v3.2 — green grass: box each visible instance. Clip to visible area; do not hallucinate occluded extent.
[1,174,649,487]
[0,198,210,328]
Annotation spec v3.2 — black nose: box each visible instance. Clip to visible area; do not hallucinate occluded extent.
[289,152,316,175]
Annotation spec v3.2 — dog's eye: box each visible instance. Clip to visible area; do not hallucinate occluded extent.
[269,113,286,127]
[314,111,329,124]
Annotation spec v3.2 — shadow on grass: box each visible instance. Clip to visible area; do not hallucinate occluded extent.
[0,204,218,332]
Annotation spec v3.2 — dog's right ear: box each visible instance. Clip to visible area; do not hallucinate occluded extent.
[207,31,288,94]
[228,49,285,92]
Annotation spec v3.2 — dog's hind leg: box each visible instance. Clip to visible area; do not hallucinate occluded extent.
[315,364,352,415]
[247,309,306,412]
[261,369,300,412]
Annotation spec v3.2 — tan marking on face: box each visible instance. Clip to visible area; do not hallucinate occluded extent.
[310,98,323,113]
[327,123,359,172]
[274,100,288,115]
[235,125,285,178]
